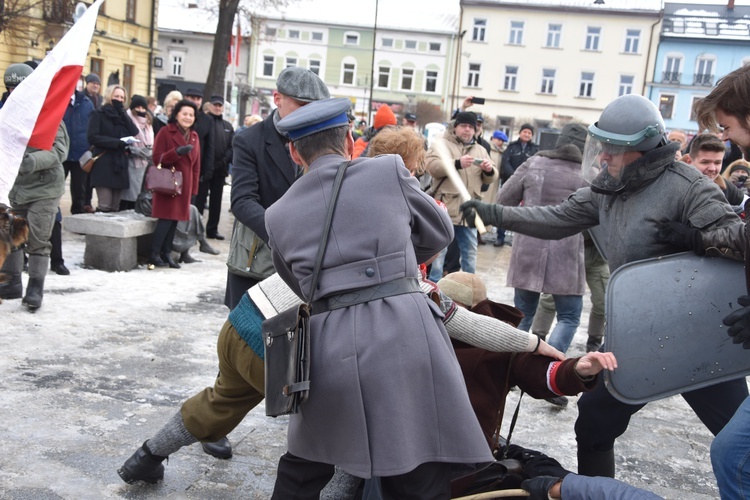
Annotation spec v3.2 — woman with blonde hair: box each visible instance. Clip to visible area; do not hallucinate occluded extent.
[367,125,427,175]
[153,90,183,136]
[87,84,140,212]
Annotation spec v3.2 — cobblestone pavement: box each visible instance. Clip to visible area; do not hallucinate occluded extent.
[0,189,728,499]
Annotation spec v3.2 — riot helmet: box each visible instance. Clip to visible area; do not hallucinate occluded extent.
[4,62,33,90]
[582,94,667,193]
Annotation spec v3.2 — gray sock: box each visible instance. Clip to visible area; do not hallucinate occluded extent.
[145,410,198,458]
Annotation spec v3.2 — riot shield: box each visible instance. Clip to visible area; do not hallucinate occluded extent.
[604,252,750,404]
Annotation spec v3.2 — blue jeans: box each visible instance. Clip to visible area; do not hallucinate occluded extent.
[428,225,477,281]
[514,288,583,353]
[712,395,750,499]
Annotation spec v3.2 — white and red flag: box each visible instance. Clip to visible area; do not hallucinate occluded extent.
[0,0,105,206]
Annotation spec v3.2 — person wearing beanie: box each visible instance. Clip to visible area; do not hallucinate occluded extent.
[84,74,102,109]
[500,123,539,184]
[495,122,588,357]
[424,110,497,282]
[352,104,397,158]
[120,94,154,211]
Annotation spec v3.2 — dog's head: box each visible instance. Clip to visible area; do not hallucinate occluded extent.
[0,207,29,284]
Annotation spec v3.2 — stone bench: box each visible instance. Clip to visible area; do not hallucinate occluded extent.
[63,210,157,272]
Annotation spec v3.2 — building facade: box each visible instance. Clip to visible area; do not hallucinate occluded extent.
[458,0,661,143]
[648,2,750,135]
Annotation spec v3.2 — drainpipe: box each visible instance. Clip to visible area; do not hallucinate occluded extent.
[643,7,664,99]
[451,5,465,117]
[147,0,156,96]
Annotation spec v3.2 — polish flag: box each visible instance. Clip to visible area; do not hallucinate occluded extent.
[0,0,105,207]
[228,20,241,67]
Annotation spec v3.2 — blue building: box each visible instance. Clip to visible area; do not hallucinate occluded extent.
[648,2,750,135]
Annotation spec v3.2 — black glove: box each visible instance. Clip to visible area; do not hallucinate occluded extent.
[723,295,750,349]
[176,145,194,156]
[459,200,502,228]
[656,221,706,256]
[521,475,562,500]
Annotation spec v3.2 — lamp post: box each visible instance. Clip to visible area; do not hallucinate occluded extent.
[367,0,379,124]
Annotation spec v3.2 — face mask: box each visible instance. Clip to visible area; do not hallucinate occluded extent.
[135,111,147,118]
[112,100,124,110]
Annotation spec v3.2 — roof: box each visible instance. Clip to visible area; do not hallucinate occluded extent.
[461,0,662,13]
[663,2,750,39]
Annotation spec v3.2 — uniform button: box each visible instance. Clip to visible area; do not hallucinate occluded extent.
[365,267,375,277]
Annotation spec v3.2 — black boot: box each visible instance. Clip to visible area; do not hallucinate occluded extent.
[0,248,23,299]
[179,251,199,264]
[147,253,168,270]
[201,437,233,459]
[198,237,220,255]
[577,448,615,478]
[22,255,48,310]
[162,252,181,269]
[49,217,69,275]
[117,441,166,484]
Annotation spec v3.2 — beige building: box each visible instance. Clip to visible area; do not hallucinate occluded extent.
[458,0,661,143]
[0,1,158,101]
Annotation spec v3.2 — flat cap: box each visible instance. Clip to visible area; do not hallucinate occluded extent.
[185,87,203,98]
[405,112,417,122]
[438,272,487,308]
[209,94,225,104]
[277,97,351,141]
[276,66,329,103]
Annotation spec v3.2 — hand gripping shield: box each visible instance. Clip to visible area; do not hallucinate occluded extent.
[604,252,750,404]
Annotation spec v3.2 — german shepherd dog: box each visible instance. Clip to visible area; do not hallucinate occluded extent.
[0,207,29,301]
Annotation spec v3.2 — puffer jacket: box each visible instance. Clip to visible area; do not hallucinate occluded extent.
[9,122,69,205]
[426,127,497,225]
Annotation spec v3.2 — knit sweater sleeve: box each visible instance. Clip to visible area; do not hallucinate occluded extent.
[446,304,538,352]
[256,273,303,315]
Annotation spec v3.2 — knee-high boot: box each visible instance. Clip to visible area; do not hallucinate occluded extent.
[0,248,24,299]
[23,254,49,310]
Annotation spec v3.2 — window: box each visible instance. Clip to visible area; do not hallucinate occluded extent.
[425,70,438,93]
[429,42,441,52]
[472,18,486,42]
[286,57,297,68]
[497,116,513,137]
[579,71,594,97]
[90,58,103,77]
[503,66,518,91]
[122,64,134,100]
[585,27,600,51]
[289,30,300,39]
[126,0,136,22]
[540,68,556,94]
[311,31,323,42]
[659,94,675,119]
[382,37,393,48]
[509,21,524,45]
[663,55,682,83]
[624,29,640,54]
[170,53,183,76]
[263,55,274,76]
[467,63,481,88]
[377,66,390,88]
[695,56,715,86]
[344,32,360,45]
[266,26,277,37]
[401,68,414,90]
[342,62,356,85]
[309,59,320,76]
[619,75,634,96]
[405,40,417,50]
[546,24,562,48]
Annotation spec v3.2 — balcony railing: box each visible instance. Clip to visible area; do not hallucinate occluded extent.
[662,71,682,84]
[43,0,75,23]
[694,73,714,86]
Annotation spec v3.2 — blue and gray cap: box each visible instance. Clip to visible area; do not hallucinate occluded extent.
[277,97,352,142]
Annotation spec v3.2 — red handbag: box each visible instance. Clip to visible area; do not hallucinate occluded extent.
[145,163,183,197]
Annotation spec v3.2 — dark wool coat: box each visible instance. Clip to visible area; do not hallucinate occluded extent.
[62,91,94,162]
[151,123,200,221]
[498,144,587,295]
[87,103,140,189]
[265,153,492,479]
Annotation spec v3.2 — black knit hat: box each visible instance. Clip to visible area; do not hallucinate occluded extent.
[130,94,148,110]
[454,111,477,129]
[519,123,534,134]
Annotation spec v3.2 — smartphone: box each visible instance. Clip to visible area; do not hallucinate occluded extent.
[472,158,484,166]
[470,97,485,105]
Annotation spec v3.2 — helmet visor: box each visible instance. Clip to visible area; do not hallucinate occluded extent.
[582,135,638,193]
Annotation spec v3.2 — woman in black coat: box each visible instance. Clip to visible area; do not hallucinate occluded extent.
[87,84,139,212]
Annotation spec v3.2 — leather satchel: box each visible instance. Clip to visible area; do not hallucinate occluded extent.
[79,148,105,173]
[263,160,349,417]
[145,163,183,197]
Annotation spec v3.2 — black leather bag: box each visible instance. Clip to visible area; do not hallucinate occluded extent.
[263,160,349,417]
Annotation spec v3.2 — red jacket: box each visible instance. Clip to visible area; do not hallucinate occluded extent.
[151,123,201,221]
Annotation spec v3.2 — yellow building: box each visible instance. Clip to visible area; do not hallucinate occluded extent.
[0,0,158,100]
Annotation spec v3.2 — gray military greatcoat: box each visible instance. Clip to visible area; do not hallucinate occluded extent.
[265,153,492,479]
